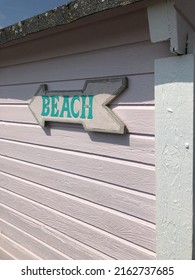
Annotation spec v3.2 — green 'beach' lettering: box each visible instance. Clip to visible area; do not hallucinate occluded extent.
[80,95,94,119]
[41,95,94,119]
[41,96,50,116]
[51,96,59,117]
[59,96,71,118]
[71,96,80,118]
[88,95,94,119]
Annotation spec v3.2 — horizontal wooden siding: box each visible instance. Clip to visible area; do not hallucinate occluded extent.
[0,8,169,259]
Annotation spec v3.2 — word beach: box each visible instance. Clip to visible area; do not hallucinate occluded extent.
[41,95,94,120]
[29,77,127,134]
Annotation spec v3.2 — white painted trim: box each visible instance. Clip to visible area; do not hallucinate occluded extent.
[155,54,194,259]
[147,0,191,55]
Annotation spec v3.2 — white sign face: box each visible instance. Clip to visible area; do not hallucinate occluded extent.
[29,77,128,134]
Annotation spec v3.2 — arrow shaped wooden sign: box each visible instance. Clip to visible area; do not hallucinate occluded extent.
[29,77,128,134]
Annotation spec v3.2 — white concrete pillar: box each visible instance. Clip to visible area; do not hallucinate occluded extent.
[155,54,194,259]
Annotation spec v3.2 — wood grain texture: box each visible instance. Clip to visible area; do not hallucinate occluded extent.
[0,157,155,222]
[0,168,155,223]
[112,106,155,135]
[0,188,155,259]
[0,218,72,260]
[0,41,169,86]
[0,105,36,123]
[0,234,39,260]
[0,248,15,260]
[0,74,154,105]
[0,140,155,194]
[0,105,155,135]
[0,204,112,260]
[0,123,155,165]
[0,174,155,251]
